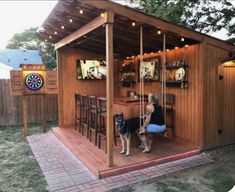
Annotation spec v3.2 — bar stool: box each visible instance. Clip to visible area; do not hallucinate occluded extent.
[80,94,89,137]
[75,93,82,132]
[88,95,98,145]
[97,98,117,152]
[97,97,107,151]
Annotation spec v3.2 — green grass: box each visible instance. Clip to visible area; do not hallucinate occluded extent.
[0,122,57,192]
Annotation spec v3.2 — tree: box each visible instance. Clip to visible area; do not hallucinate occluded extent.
[127,0,235,36]
[7,27,38,50]
[6,27,56,69]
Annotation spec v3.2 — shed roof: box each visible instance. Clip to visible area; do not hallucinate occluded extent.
[0,49,43,69]
[36,0,235,58]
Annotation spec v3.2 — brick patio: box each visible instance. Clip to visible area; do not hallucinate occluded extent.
[27,132,212,192]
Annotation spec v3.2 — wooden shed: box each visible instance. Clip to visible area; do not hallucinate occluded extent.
[37,0,235,178]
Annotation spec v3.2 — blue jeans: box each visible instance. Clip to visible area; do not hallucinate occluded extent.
[146,124,166,133]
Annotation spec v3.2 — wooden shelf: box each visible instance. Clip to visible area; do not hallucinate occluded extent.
[165,80,188,87]
[165,64,188,69]
[119,70,136,73]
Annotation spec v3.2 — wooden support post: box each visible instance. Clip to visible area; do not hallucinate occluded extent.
[22,95,28,136]
[106,11,114,167]
[41,94,47,133]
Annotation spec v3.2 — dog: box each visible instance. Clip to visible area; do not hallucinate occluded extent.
[114,112,143,156]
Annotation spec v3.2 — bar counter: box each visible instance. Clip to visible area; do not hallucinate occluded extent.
[113,96,147,119]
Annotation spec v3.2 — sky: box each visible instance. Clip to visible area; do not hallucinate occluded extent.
[0,0,234,50]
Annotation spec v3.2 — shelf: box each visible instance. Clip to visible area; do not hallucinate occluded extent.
[165,64,188,69]
[165,80,188,87]
[119,70,136,73]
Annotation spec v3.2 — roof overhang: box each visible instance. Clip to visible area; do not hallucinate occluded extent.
[36,0,233,58]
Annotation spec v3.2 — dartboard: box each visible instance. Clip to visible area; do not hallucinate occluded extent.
[25,73,44,91]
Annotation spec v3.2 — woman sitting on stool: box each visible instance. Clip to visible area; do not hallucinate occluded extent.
[139,93,166,153]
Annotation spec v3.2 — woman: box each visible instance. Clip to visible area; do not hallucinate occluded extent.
[139,93,166,153]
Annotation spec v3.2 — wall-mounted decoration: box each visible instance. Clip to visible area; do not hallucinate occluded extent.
[10,64,58,96]
[139,56,161,82]
[77,59,106,80]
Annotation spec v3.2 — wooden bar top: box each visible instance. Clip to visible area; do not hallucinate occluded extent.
[113,96,147,105]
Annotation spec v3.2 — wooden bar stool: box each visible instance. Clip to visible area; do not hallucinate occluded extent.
[80,94,89,137]
[75,94,82,132]
[97,97,107,151]
[165,93,175,137]
[88,96,98,145]
[97,98,117,152]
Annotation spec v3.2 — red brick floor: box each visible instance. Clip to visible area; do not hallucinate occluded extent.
[27,132,212,192]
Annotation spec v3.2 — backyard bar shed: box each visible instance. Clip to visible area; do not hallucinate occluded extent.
[37,0,235,177]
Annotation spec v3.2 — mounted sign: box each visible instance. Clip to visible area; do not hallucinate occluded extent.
[10,64,58,136]
[10,64,58,96]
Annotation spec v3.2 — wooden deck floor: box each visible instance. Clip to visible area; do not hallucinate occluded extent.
[53,127,201,178]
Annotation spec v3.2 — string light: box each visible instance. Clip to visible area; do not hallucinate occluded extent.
[126,57,130,59]
[69,18,73,23]
[185,44,189,47]
[144,53,147,56]
[49,36,52,39]
[61,25,64,29]
[100,13,105,18]
[158,50,161,53]
[151,52,154,54]
[54,31,57,35]
[79,9,83,14]
[157,30,161,35]
[175,46,179,49]
[132,22,136,27]
[166,49,170,52]
[181,37,185,42]
[45,39,48,42]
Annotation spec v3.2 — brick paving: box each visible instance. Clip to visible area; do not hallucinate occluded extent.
[27,132,212,192]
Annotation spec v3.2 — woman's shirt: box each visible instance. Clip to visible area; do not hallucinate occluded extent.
[149,104,165,125]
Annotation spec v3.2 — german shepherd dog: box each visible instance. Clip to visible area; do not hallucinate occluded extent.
[114,113,143,156]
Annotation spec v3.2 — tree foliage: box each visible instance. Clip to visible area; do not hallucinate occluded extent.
[6,27,56,69]
[6,27,38,50]
[128,0,235,36]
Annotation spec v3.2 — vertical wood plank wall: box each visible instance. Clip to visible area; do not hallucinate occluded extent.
[57,44,235,148]
[0,79,58,126]
[120,44,204,145]
[203,43,235,149]
[223,67,235,145]
[57,47,120,127]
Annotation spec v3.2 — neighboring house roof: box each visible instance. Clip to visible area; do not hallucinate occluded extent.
[0,62,13,79]
[0,49,43,70]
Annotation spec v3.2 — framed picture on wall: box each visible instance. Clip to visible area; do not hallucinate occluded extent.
[139,56,161,82]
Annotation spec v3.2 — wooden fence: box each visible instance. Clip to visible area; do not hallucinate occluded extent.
[0,79,58,126]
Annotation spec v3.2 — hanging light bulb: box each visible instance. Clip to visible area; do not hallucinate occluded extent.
[69,18,73,23]
[100,12,105,18]
[132,22,136,27]
[49,35,52,39]
[181,37,185,42]
[166,49,170,52]
[185,44,189,47]
[54,31,57,35]
[61,25,64,29]
[45,39,48,42]
[79,9,83,14]
[158,50,161,53]
[175,46,179,49]
[157,30,161,35]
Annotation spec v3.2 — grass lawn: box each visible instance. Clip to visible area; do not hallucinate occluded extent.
[113,144,235,192]
[0,122,57,192]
